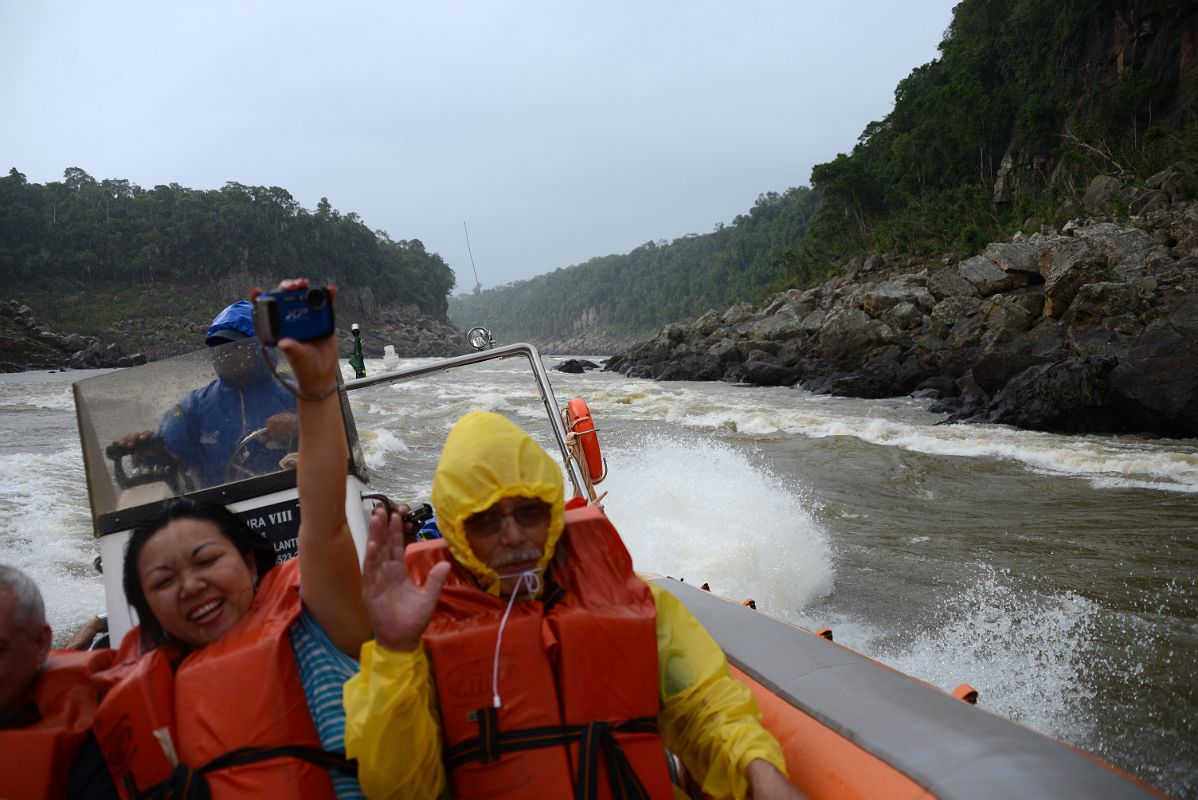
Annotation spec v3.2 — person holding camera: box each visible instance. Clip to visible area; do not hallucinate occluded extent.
[343,410,801,800]
[91,281,368,798]
[112,299,299,491]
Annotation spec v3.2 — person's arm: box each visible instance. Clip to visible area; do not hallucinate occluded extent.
[344,500,452,799]
[271,281,370,655]
[745,759,803,799]
[344,642,446,800]
[647,582,798,800]
[63,616,107,651]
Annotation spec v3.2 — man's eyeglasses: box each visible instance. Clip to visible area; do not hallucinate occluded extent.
[464,500,551,537]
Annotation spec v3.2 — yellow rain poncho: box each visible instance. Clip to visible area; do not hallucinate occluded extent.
[344,411,787,799]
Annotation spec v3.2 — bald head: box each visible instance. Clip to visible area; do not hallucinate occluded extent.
[0,565,52,717]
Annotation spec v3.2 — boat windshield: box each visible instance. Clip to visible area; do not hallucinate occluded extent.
[73,339,364,529]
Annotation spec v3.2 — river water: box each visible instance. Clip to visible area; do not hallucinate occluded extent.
[1,356,1195,796]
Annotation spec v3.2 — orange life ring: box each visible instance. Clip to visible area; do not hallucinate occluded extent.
[567,396,604,482]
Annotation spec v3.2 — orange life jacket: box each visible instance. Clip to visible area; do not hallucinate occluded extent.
[0,648,115,800]
[407,505,673,800]
[92,558,342,799]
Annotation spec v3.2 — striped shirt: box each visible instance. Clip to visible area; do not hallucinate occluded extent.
[291,608,364,799]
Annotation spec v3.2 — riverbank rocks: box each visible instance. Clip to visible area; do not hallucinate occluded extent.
[607,188,1198,438]
[0,301,141,372]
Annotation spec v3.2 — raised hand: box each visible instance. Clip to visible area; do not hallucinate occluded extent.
[361,504,452,652]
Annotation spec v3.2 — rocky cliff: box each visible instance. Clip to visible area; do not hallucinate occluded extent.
[607,168,1198,438]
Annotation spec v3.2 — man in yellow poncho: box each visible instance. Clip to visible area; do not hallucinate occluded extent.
[344,411,800,799]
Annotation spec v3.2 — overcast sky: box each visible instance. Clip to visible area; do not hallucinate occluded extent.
[2,1,957,291]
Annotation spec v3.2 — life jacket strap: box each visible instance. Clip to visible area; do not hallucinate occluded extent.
[127,745,358,799]
[445,712,659,800]
[575,718,657,800]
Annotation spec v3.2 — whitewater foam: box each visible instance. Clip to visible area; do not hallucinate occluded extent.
[600,432,834,615]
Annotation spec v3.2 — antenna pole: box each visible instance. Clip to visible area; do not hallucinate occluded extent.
[463,222,482,293]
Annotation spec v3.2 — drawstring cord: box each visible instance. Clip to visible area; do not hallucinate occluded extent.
[491,568,543,708]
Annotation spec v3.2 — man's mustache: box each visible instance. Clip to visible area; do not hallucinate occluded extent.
[492,547,543,569]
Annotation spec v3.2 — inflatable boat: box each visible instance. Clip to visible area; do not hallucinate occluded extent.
[71,338,1162,798]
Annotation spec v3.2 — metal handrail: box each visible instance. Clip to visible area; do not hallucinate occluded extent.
[343,343,588,498]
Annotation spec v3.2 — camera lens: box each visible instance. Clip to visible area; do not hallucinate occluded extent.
[307,288,328,308]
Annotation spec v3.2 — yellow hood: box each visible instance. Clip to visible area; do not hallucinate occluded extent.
[430,411,565,593]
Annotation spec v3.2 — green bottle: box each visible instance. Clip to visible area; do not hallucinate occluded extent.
[349,323,366,379]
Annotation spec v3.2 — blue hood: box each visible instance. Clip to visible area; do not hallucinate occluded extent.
[205,300,256,346]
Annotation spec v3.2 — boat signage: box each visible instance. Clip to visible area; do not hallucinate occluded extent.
[238,498,301,564]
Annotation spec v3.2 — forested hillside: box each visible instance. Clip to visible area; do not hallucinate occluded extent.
[0,168,455,338]
[453,0,1197,347]
[449,187,819,344]
[799,0,1198,280]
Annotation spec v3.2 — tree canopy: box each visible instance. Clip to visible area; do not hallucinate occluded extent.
[0,169,455,320]
[449,186,820,341]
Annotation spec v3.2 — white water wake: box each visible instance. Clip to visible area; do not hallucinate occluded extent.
[599,433,834,615]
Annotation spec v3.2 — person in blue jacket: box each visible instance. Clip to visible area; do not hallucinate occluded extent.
[115,301,299,490]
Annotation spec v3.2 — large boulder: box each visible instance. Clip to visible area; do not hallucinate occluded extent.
[927,267,980,300]
[1081,175,1133,214]
[654,355,725,382]
[744,305,809,340]
[931,295,982,328]
[984,241,1042,278]
[973,356,1120,433]
[1110,294,1198,436]
[1041,240,1113,317]
[826,357,902,398]
[1146,164,1198,203]
[1069,222,1160,272]
[958,255,1030,295]
[724,357,801,387]
[816,308,894,368]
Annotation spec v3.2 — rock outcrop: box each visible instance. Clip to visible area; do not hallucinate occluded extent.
[0,301,145,372]
[607,169,1198,438]
[341,302,470,358]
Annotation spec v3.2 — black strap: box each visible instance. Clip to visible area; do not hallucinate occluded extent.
[129,745,357,799]
[199,744,358,776]
[445,711,658,800]
[574,719,658,800]
[540,580,567,612]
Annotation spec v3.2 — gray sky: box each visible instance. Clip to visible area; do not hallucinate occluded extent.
[2,1,957,291]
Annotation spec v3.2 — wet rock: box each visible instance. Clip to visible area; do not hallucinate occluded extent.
[554,359,601,373]
[1110,294,1198,436]
[724,357,800,387]
[971,356,1120,433]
